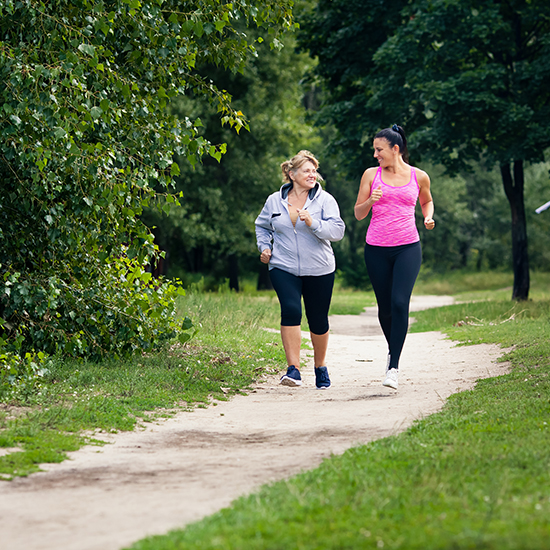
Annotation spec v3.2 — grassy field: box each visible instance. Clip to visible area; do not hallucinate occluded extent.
[124,273,550,550]
[2,270,550,549]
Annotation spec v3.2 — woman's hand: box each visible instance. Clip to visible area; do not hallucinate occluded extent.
[296,208,313,227]
[369,185,383,204]
[260,248,272,264]
[424,217,435,230]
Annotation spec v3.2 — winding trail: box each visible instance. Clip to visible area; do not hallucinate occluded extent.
[0,295,509,550]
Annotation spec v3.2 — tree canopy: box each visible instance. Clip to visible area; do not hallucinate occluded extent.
[0,0,294,360]
[142,26,320,291]
[299,0,550,299]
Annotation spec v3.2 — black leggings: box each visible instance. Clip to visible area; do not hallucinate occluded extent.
[364,241,422,369]
[269,268,335,335]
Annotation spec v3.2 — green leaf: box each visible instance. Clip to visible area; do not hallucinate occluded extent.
[77,43,96,57]
[181,316,193,331]
[90,106,103,120]
[194,21,204,37]
[170,162,180,176]
[54,127,67,139]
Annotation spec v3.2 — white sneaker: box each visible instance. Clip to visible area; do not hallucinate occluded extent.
[383,368,398,390]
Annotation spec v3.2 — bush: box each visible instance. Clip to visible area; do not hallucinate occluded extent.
[0,256,195,360]
[0,347,50,401]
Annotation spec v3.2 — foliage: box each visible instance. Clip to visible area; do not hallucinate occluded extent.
[0,348,51,401]
[0,0,294,357]
[142,25,320,289]
[1,260,196,359]
[298,0,550,299]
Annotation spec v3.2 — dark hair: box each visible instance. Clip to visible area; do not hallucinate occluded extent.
[375,124,409,163]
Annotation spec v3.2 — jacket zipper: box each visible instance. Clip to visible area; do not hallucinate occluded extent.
[294,226,300,276]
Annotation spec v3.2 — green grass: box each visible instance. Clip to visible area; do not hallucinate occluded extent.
[0,290,287,479]
[123,273,550,549]
[3,270,550,547]
[414,269,550,302]
[328,288,376,315]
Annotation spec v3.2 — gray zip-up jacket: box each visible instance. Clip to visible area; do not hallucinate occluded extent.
[255,183,345,277]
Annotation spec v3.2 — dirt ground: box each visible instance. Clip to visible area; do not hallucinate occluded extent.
[0,296,510,550]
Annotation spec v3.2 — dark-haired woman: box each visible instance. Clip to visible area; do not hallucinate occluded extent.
[354,125,435,390]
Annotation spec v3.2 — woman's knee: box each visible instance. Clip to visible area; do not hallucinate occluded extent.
[392,297,410,320]
[309,318,329,335]
[281,303,302,326]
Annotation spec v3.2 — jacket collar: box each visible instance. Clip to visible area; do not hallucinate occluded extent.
[281,182,320,201]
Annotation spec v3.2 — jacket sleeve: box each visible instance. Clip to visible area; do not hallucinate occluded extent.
[255,197,274,252]
[310,194,346,242]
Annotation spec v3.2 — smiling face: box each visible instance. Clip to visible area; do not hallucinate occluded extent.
[373,137,400,168]
[290,160,318,191]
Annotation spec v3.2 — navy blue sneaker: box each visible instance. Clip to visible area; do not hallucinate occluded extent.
[280,365,302,387]
[315,366,331,389]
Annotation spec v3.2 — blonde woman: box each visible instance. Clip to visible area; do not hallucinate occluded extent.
[255,151,345,389]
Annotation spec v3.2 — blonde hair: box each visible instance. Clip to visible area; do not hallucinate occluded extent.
[280,150,323,184]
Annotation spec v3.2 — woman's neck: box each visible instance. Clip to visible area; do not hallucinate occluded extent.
[383,157,409,175]
[290,185,309,199]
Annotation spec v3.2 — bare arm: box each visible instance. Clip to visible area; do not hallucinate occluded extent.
[418,170,435,230]
[354,168,381,220]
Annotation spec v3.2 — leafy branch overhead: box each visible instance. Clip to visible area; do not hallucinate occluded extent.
[0,0,294,364]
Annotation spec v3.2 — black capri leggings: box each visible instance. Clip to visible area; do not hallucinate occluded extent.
[269,268,335,335]
[364,241,422,369]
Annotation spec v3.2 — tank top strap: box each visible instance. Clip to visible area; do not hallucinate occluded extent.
[373,166,383,187]
[411,167,419,189]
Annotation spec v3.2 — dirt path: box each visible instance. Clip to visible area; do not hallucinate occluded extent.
[0,296,509,550]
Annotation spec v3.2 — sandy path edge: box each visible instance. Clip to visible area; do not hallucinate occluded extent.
[0,296,510,550]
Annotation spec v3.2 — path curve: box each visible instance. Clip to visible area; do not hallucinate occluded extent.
[0,295,509,550]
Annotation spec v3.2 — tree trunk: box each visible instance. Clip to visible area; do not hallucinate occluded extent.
[500,161,530,300]
[257,264,273,290]
[228,253,239,292]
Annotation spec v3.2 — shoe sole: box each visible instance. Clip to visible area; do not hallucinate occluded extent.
[382,379,398,390]
[316,385,330,390]
[280,376,302,387]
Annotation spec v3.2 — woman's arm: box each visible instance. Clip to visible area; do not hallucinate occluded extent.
[417,170,435,230]
[255,197,275,252]
[354,168,381,220]
[308,194,346,242]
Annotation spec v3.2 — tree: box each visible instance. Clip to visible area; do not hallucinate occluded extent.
[0,0,294,358]
[142,27,320,291]
[300,0,550,299]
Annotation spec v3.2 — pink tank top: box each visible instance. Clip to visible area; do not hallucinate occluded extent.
[366,166,420,247]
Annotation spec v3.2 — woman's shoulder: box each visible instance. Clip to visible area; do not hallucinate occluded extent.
[360,166,379,185]
[266,186,284,200]
[412,166,430,185]
[363,166,379,177]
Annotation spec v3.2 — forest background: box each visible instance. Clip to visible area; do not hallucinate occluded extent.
[144,0,550,297]
[1,0,550,376]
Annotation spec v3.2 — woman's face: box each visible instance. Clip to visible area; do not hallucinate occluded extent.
[291,160,318,190]
[373,138,398,167]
